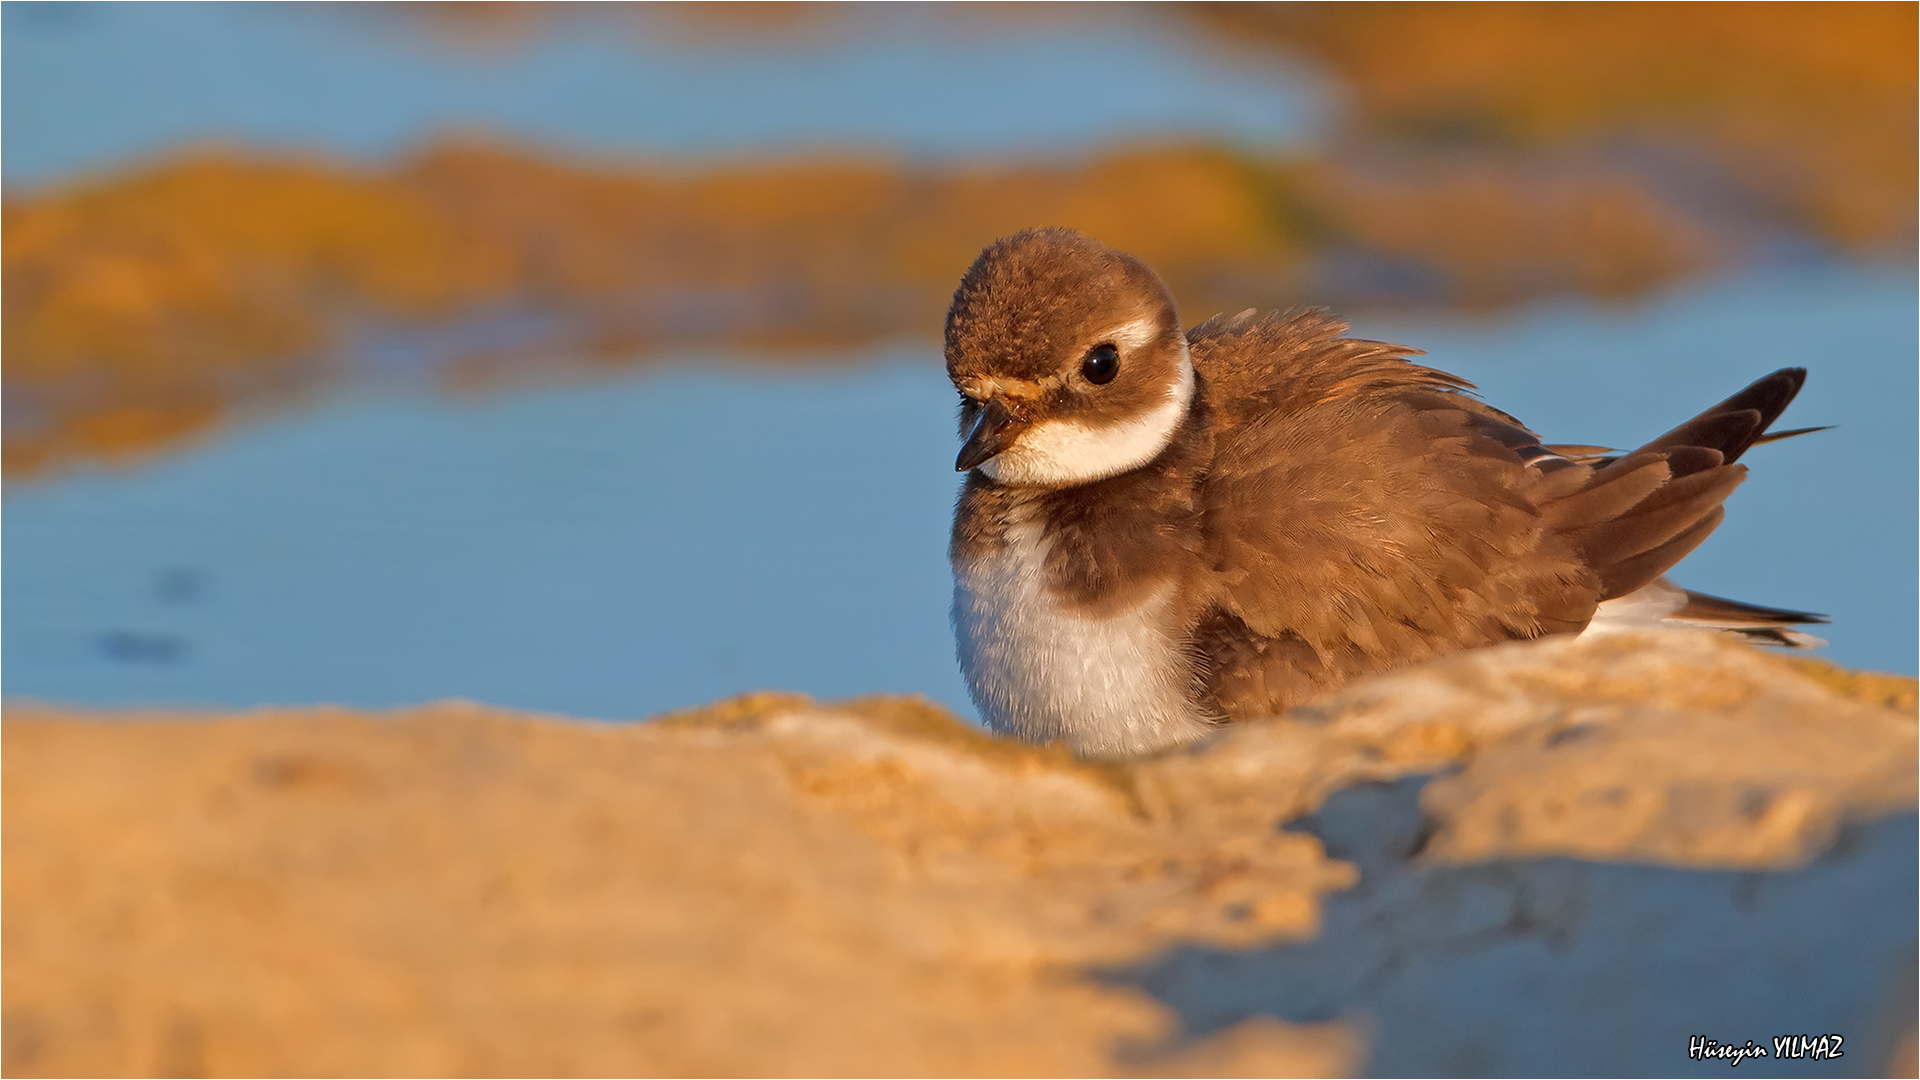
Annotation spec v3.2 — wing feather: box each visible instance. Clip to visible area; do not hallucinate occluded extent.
[1190,315,1819,719]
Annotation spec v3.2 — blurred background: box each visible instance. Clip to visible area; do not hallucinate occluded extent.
[4,1,1914,722]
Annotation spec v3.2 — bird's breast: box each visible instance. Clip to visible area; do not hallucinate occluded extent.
[951,513,1212,757]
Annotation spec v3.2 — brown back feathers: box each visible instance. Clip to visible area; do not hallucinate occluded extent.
[1183,312,1809,718]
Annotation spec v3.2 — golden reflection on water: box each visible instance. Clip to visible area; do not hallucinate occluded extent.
[4,2,1913,476]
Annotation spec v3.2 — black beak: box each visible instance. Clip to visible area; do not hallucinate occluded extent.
[955,397,1027,472]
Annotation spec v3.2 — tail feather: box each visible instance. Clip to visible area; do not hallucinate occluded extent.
[1751,425,1833,446]
[1585,579,1830,649]
[1536,420,1820,466]
[1673,588,1829,629]
[1549,368,1813,601]
[1638,367,1806,464]
[1670,588,1830,649]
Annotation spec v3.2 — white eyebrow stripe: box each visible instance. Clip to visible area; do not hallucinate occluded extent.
[1098,314,1163,353]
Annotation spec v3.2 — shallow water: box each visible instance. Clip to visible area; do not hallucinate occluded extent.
[5,260,1911,720]
[1,2,1326,187]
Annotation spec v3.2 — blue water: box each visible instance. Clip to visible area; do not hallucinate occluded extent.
[1,1,1327,188]
[5,260,1912,721]
[3,354,972,718]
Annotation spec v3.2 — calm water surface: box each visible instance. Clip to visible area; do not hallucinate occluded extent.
[6,261,1912,719]
[2,1,1326,186]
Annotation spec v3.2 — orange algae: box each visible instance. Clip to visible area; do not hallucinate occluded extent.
[5,2,1914,475]
[0,140,1866,476]
[3,144,1305,475]
[1193,1,1917,254]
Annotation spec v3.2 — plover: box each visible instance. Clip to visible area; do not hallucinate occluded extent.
[947,228,1826,757]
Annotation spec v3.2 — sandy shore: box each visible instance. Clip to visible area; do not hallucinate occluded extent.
[5,632,1915,1076]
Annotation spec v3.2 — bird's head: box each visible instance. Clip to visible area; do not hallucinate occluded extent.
[944,229,1193,487]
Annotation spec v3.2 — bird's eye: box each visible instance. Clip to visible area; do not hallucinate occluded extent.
[1081,343,1120,385]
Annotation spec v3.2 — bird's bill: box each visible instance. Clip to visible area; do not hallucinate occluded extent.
[955,397,1028,472]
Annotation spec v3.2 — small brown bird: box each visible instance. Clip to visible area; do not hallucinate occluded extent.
[946,228,1826,757]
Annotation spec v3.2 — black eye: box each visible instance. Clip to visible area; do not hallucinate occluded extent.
[1081,342,1119,385]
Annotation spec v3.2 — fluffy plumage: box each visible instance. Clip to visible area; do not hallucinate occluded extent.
[946,229,1824,755]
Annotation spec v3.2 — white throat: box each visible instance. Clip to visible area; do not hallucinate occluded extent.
[979,347,1194,487]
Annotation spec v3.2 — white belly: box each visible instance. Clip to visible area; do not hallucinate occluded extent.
[952,518,1212,758]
